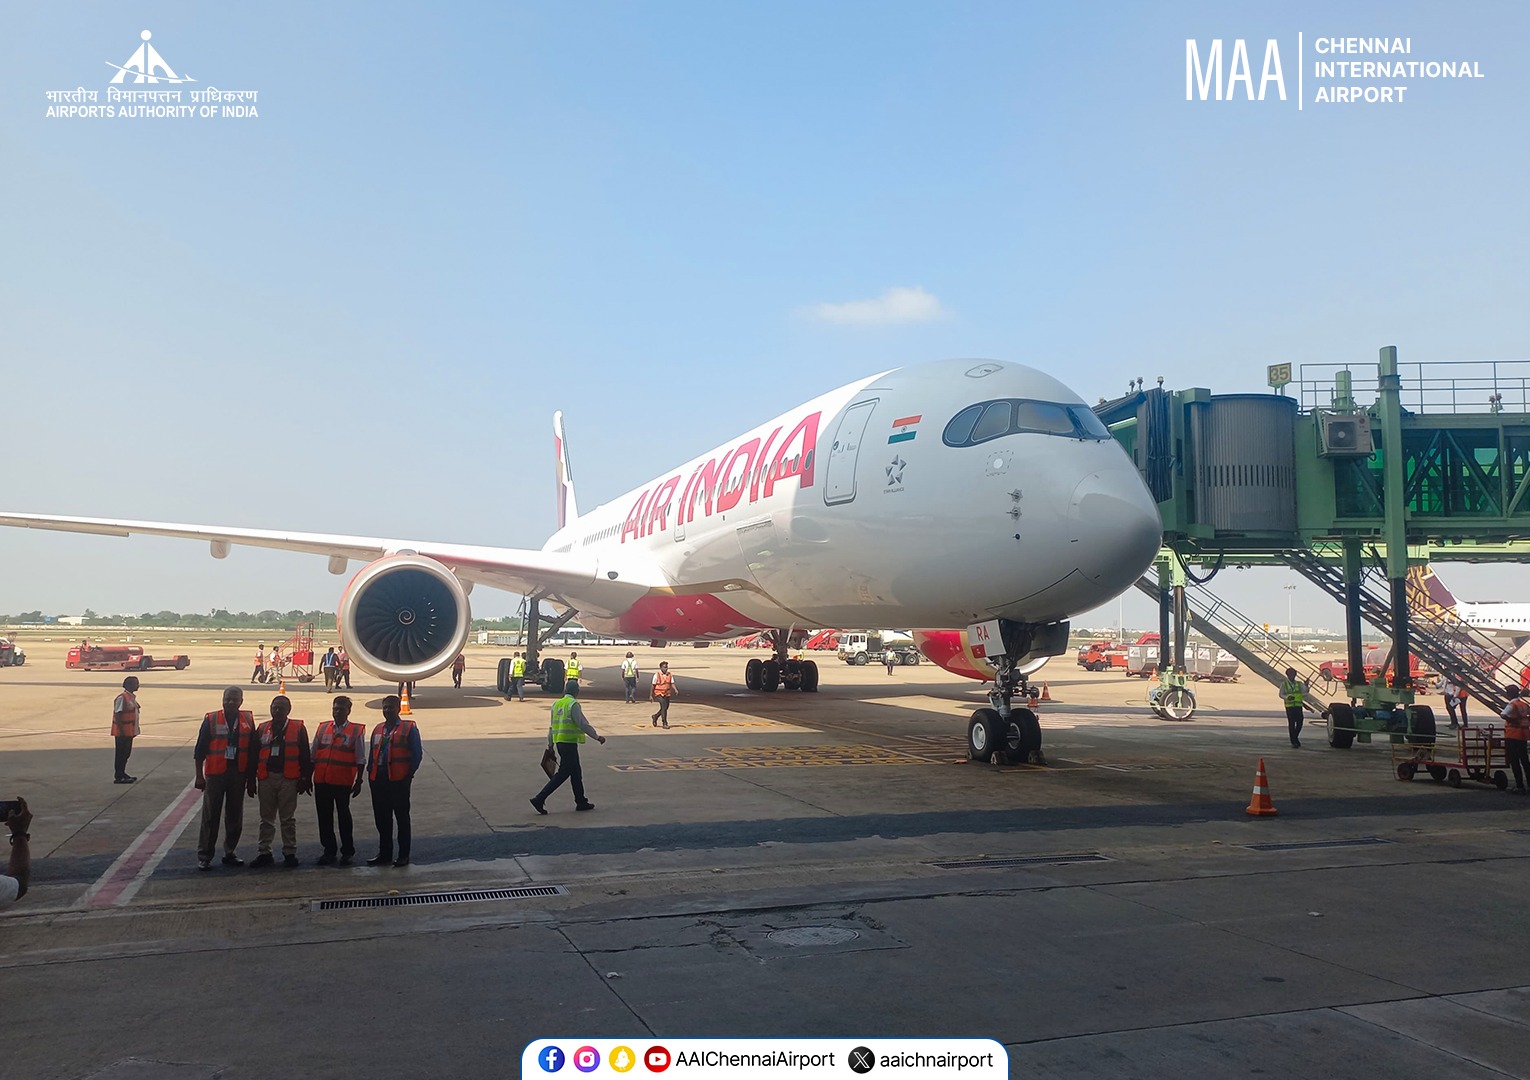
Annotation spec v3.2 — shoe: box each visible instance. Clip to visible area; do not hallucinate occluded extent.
[661,722,668,729]
[283,854,300,868]
[113,777,129,784]
[575,802,595,812]
[652,718,658,727]
[392,857,410,867]
[123,775,137,783]
[338,854,353,866]
[197,859,212,871]
[530,798,547,816]
[366,855,391,867]
[316,852,336,866]
[221,854,244,867]
[250,853,274,868]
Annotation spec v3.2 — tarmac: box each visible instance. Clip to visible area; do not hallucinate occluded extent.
[2,639,1528,1079]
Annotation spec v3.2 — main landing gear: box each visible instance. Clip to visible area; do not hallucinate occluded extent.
[744,631,819,693]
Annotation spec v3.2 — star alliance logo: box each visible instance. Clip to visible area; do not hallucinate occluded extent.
[885,455,905,493]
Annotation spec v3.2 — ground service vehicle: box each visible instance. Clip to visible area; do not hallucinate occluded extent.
[0,638,23,666]
[838,631,921,666]
[66,645,190,671]
[1076,640,1125,671]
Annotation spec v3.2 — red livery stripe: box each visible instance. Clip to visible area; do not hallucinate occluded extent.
[892,415,922,428]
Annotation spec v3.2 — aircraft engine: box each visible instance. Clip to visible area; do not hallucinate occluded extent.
[337,554,471,683]
[912,629,1051,683]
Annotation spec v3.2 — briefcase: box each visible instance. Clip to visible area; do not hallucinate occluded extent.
[540,747,558,779]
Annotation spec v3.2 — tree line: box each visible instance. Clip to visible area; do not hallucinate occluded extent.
[0,610,528,631]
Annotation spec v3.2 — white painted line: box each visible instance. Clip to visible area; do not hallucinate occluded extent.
[79,780,203,909]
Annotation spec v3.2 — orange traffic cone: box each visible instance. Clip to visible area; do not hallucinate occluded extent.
[1245,758,1278,817]
[400,683,413,716]
[278,676,286,695]
[1041,682,1053,702]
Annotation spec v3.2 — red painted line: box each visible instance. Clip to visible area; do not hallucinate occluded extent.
[84,782,203,909]
[892,415,922,428]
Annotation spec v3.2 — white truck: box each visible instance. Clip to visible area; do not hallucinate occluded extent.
[837,630,921,666]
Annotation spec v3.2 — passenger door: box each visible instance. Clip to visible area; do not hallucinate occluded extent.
[824,399,878,506]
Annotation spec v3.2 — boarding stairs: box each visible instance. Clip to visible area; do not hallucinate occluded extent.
[1131,576,1332,713]
[1283,548,1516,712]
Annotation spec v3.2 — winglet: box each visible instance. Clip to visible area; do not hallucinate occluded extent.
[554,411,580,529]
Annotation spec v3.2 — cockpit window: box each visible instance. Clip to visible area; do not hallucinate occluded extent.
[943,398,1114,447]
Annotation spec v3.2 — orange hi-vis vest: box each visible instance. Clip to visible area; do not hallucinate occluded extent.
[653,672,675,697]
[112,691,140,737]
[256,718,306,779]
[204,710,255,775]
[312,719,366,786]
[1505,700,1530,741]
[370,719,417,782]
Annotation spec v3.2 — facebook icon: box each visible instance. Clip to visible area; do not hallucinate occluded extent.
[539,1046,566,1072]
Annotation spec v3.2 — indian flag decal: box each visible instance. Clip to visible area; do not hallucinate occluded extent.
[888,415,922,444]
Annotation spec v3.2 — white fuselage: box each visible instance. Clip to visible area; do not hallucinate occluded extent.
[543,358,1163,640]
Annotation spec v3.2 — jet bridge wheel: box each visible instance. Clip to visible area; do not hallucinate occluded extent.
[1326,702,1355,749]
[1406,705,1437,747]
[745,658,763,690]
[967,708,1003,763]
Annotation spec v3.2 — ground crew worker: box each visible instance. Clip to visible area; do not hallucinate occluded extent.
[509,652,526,701]
[1501,685,1530,794]
[1447,675,1469,728]
[367,696,421,866]
[650,661,677,728]
[565,652,582,692]
[269,646,283,683]
[251,644,266,684]
[193,687,258,871]
[621,651,639,704]
[338,647,351,689]
[311,696,366,865]
[320,646,339,692]
[883,647,896,675]
[530,681,604,815]
[252,696,312,868]
[1279,667,1307,748]
[451,653,466,688]
[112,676,141,784]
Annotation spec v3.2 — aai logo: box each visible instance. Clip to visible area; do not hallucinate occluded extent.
[107,30,196,85]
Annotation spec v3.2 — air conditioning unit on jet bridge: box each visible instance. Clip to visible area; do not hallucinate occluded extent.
[1318,413,1374,457]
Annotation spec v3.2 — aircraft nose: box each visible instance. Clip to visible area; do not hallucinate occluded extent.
[1069,465,1162,594]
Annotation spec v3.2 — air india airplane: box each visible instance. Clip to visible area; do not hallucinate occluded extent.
[0,357,1162,763]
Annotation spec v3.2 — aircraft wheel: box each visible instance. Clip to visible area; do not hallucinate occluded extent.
[800,660,819,692]
[542,658,566,695]
[1327,703,1355,749]
[761,659,781,692]
[967,708,1002,763]
[745,658,763,691]
[1003,708,1042,763]
[497,658,511,694]
[781,658,803,690]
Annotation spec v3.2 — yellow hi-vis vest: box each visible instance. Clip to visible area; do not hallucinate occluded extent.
[1280,679,1306,708]
[550,695,585,744]
[510,657,526,677]
[566,658,582,678]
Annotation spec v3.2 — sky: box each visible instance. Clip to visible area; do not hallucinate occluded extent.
[3,2,1528,630]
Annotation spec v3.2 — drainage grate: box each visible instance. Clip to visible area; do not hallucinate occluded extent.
[1244,837,1392,852]
[930,852,1111,870]
[317,885,566,911]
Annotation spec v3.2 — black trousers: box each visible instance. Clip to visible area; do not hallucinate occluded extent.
[1507,738,1530,791]
[1285,706,1304,746]
[369,777,412,859]
[114,736,134,778]
[535,742,587,806]
[251,665,265,683]
[452,669,462,687]
[652,696,671,724]
[314,782,356,856]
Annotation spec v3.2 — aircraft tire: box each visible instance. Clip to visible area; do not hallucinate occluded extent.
[761,659,781,692]
[967,708,1001,763]
[800,660,819,692]
[1327,702,1355,749]
[542,658,566,695]
[745,658,763,690]
[497,658,511,694]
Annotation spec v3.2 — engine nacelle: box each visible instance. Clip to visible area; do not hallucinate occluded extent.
[912,629,1052,683]
[337,554,471,683]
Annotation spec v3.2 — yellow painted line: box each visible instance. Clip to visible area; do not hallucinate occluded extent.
[610,742,959,772]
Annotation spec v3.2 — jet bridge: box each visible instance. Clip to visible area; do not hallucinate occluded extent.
[1104,348,1530,736]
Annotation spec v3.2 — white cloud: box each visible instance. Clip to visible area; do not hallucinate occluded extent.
[803,285,948,326]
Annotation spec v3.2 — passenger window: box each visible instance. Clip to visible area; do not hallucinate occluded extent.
[943,404,985,446]
[971,401,1014,443]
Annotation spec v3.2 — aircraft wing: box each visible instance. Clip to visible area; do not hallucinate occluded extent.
[0,511,652,605]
